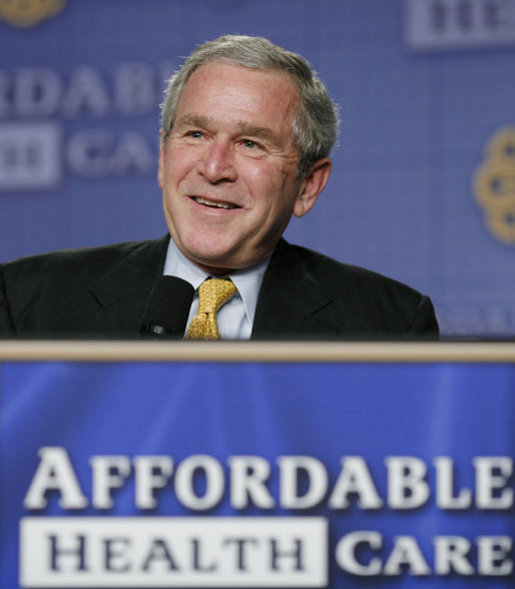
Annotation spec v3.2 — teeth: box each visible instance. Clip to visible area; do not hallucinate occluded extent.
[194,196,236,209]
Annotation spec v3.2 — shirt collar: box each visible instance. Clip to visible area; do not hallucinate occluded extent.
[163,237,270,326]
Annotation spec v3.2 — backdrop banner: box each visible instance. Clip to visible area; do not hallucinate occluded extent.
[1,360,514,588]
[1,0,515,337]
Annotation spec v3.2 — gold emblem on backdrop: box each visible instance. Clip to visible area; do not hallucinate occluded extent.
[474,127,515,245]
[0,0,67,28]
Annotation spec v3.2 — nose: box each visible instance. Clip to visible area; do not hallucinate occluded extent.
[198,138,237,184]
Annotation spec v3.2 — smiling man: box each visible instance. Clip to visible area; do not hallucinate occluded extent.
[160,62,324,274]
[0,35,438,339]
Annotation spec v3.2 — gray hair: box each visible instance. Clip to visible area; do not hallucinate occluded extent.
[160,34,339,178]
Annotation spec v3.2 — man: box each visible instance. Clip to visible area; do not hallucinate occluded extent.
[0,35,438,339]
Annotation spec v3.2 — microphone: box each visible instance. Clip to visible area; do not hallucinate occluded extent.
[140,276,194,338]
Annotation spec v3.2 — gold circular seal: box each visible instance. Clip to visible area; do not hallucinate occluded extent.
[474,127,515,244]
[486,210,515,244]
[0,0,67,28]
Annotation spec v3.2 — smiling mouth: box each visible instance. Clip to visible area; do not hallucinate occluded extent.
[192,196,239,210]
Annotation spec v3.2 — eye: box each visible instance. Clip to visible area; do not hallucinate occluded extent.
[186,130,204,139]
[241,139,262,150]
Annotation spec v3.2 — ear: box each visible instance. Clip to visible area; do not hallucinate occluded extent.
[158,130,166,188]
[293,158,332,217]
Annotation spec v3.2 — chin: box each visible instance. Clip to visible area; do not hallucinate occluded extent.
[184,238,236,265]
[186,249,235,272]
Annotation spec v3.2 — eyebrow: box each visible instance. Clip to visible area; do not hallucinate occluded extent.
[236,122,276,144]
[175,114,279,145]
[175,114,211,130]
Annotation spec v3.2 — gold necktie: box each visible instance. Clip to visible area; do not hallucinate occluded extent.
[186,278,237,340]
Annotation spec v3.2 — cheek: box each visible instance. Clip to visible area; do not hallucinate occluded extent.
[241,161,285,203]
[162,146,198,185]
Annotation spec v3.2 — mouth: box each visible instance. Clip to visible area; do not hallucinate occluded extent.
[191,196,239,210]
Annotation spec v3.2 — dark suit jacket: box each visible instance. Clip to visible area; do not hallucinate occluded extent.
[0,235,438,339]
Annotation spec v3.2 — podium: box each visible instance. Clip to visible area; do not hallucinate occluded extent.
[1,341,514,588]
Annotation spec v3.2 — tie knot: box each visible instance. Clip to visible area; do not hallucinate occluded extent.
[197,278,237,314]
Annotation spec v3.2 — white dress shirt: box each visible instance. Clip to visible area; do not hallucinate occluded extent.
[163,238,270,340]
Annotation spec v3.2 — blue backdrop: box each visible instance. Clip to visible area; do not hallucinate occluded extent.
[1,0,514,337]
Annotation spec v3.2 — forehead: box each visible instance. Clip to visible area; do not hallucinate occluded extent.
[176,62,300,136]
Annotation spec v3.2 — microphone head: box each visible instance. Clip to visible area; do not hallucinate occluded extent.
[140,276,194,338]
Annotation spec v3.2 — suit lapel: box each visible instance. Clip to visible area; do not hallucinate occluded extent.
[90,236,169,309]
[252,239,337,339]
[84,236,348,338]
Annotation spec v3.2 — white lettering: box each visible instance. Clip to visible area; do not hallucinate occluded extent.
[228,456,275,509]
[434,457,472,508]
[15,68,61,117]
[134,456,173,509]
[386,456,430,508]
[90,456,131,509]
[67,129,112,177]
[477,536,513,575]
[335,531,383,575]
[114,63,155,115]
[22,449,515,516]
[62,66,110,117]
[474,457,513,508]
[21,517,326,586]
[278,456,328,509]
[107,132,155,175]
[67,130,155,178]
[434,536,474,575]
[174,455,224,510]
[23,447,88,509]
[328,456,383,509]
[383,536,431,576]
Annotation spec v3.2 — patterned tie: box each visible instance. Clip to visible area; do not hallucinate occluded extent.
[186,278,237,340]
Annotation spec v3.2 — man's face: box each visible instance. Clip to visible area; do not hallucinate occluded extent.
[159,61,329,274]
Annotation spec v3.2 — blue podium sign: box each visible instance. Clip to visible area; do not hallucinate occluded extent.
[1,344,514,587]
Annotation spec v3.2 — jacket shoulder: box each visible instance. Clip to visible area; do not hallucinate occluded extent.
[291,244,419,292]
[285,243,439,337]
[0,238,167,336]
